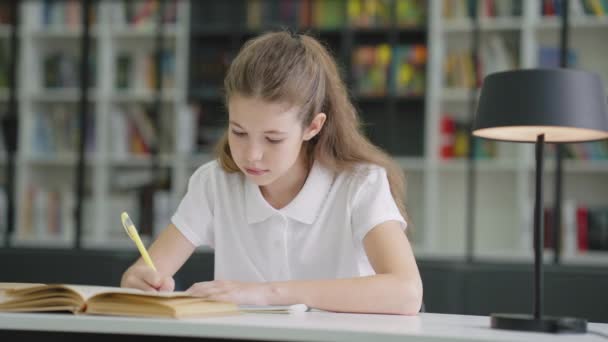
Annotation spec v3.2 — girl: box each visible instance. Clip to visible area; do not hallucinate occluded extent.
[121,31,423,315]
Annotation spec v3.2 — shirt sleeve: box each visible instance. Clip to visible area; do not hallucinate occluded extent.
[171,165,214,248]
[350,166,407,243]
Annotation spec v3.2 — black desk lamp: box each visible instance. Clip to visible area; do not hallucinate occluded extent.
[473,68,608,333]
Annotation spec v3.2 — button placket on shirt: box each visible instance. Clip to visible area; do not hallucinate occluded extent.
[279,214,289,279]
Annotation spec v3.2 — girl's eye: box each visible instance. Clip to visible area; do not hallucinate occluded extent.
[231,130,246,137]
[266,138,284,144]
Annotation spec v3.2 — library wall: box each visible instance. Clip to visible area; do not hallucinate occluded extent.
[0,0,607,320]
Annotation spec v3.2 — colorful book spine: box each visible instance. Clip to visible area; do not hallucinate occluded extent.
[353,44,427,97]
[439,114,497,160]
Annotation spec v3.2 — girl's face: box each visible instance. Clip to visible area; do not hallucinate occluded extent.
[227,95,323,187]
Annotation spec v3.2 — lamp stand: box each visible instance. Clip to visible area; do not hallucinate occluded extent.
[490,134,587,333]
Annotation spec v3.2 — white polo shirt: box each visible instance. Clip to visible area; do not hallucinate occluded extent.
[171,160,406,282]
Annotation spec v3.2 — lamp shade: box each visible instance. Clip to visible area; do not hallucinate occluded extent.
[473,69,608,143]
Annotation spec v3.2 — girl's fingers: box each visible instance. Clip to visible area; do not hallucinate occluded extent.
[142,271,163,289]
[128,276,159,292]
[204,292,234,303]
[158,277,175,292]
[187,285,223,297]
[186,281,210,295]
[187,281,236,297]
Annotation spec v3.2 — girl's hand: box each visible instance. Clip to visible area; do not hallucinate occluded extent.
[186,280,273,305]
[121,264,175,292]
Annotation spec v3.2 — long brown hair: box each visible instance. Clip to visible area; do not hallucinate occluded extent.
[216,31,408,222]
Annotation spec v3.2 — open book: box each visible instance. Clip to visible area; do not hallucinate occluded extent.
[0,283,239,319]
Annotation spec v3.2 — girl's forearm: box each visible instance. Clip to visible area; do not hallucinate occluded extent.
[267,274,422,315]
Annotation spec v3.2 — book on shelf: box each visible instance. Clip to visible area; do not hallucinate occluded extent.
[31,105,96,156]
[152,190,172,236]
[538,45,578,69]
[444,35,517,89]
[546,140,608,160]
[244,0,424,30]
[176,104,221,155]
[0,121,5,155]
[18,185,80,242]
[39,0,98,29]
[189,104,226,153]
[352,44,391,96]
[0,283,238,319]
[176,104,197,154]
[444,49,476,89]
[144,49,175,90]
[247,0,342,29]
[541,0,608,17]
[542,202,608,254]
[103,187,169,240]
[0,40,8,89]
[353,44,426,97]
[564,142,608,160]
[443,0,523,20]
[440,114,496,160]
[109,0,178,29]
[128,106,157,154]
[115,53,133,90]
[0,187,5,237]
[107,192,140,239]
[313,0,345,29]
[191,46,233,96]
[395,0,426,27]
[578,205,608,252]
[391,45,426,96]
[348,0,391,28]
[42,51,97,89]
[114,48,175,91]
[0,2,13,25]
[193,0,425,31]
[110,105,174,158]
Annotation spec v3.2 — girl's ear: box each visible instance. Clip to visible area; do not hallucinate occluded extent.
[303,113,327,141]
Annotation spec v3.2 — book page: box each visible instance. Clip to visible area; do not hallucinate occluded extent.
[59,285,191,301]
[1,284,88,304]
[86,294,239,318]
[0,283,83,313]
[0,283,45,290]
[0,283,190,302]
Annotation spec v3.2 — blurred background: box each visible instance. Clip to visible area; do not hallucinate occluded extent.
[0,0,607,322]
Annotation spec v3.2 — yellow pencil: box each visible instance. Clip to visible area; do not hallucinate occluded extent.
[121,212,157,272]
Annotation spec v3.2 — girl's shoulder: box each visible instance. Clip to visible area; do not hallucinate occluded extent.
[189,160,242,186]
[333,162,388,189]
[191,159,221,178]
[343,162,387,181]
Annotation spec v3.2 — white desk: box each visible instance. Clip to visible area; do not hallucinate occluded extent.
[0,311,606,342]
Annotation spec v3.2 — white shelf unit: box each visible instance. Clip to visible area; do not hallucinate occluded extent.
[3,0,607,265]
[10,0,191,249]
[422,0,608,262]
[0,20,13,175]
[0,19,9,240]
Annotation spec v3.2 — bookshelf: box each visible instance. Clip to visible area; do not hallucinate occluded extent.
[426,0,608,263]
[0,0,11,231]
[5,0,188,249]
[0,0,606,265]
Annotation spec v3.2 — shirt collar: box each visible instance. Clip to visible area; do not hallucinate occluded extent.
[245,160,335,225]
[245,175,277,225]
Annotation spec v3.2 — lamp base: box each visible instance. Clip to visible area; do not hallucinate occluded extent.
[491,313,587,333]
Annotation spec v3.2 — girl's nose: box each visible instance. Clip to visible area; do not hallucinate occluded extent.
[245,144,263,162]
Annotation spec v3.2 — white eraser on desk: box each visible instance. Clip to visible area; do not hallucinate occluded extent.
[288,304,309,312]
[239,304,310,313]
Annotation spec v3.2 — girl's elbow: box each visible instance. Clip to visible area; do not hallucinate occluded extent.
[395,278,423,315]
